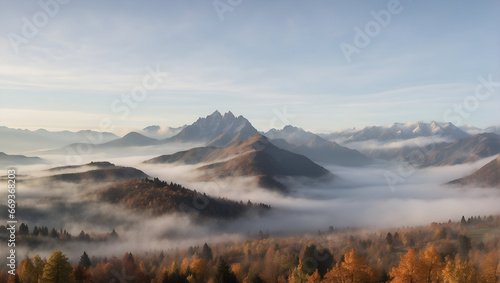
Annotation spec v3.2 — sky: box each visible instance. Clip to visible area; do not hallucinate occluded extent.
[0,0,499,134]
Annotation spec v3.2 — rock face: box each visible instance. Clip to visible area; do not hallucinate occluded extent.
[265,125,371,166]
[166,111,260,147]
[145,134,334,192]
[447,156,500,188]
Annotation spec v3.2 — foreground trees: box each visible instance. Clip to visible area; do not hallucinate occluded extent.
[2,216,498,283]
[42,250,73,283]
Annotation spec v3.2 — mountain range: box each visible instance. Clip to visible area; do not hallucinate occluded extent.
[320,121,470,143]
[0,126,118,153]
[145,134,333,191]
[264,125,371,166]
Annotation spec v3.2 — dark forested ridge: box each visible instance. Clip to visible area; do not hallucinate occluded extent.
[96,177,270,219]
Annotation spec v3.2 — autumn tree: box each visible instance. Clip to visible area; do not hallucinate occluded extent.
[324,249,375,283]
[190,254,208,283]
[289,261,308,283]
[42,250,73,283]
[478,250,499,283]
[419,245,444,283]
[390,248,420,283]
[33,255,46,283]
[19,257,35,283]
[442,256,478,283]
[214,258,238,283]
[306,270,321,283]
[72,264,91,283]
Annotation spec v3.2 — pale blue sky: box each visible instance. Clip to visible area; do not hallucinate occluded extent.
[0,0,498,134]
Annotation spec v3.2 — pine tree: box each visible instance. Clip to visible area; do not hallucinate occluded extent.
[214,258,238,283]
[201,243,213,262]
[79,252,92,269]
[18,223,29,236]
[42,250,73,283]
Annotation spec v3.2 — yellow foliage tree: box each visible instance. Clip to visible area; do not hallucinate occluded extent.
[478,251,499,283]
[306,269,321,283]
[420,245,444,283]
[323,249,375,283]
[390,248,421,283]
[442,256,478,283]
[190,254,209,283]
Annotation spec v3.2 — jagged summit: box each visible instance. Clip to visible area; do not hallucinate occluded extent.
[167,111,259,147]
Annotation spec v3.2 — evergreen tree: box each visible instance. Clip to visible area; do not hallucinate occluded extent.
[19,223,29,236]
[110,229,119,238]
[458,234,472,258]
[42,250,73,283]
[214,258,238,283]
[79,251,92,269]
[201,243,213,262]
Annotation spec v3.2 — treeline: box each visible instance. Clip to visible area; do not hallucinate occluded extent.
[0,223,118,248]
[1,215,498,282]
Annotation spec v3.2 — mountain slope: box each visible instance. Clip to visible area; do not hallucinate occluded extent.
[265,125,371,166]
[166,111,259,147]
[145,134,333,191]
[44,166,148,183]
[417,133,500,167]
[447,156,500,188]
[96,178,270,219]
[0,152,45,166]
[101,132,160,147]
